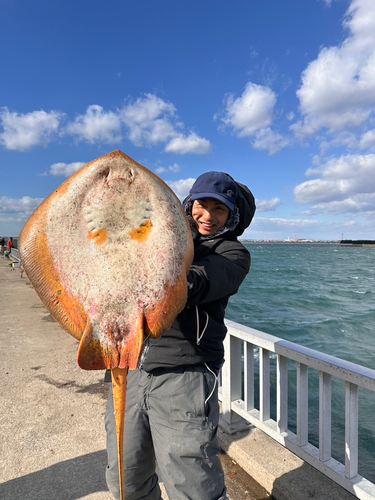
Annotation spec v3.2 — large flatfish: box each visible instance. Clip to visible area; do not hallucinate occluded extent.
[18,150,194,499]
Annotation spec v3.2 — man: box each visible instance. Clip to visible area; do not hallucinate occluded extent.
[105,171,256,500]
[7,237,14,252]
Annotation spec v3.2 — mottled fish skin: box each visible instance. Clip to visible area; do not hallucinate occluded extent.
[19,150,194,500]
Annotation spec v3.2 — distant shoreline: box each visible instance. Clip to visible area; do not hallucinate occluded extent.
[241,240,375,247]
[241,241,338,245]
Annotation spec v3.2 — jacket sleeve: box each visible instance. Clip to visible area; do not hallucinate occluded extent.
[186,240,250,306]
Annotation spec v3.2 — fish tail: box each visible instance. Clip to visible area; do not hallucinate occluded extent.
[111,367,127,500]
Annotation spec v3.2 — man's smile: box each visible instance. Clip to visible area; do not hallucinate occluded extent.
[192,198,230,236]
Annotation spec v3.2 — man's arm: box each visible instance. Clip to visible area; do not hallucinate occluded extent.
[186,241,250,306]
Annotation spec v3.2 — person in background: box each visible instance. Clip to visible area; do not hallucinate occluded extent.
[105,171,256,500]
[7,237,14,252]
[5,237,14,257]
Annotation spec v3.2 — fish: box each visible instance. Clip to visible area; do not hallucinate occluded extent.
[18,150,194,499]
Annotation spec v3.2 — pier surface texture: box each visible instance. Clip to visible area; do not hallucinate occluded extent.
[0,255,354,500]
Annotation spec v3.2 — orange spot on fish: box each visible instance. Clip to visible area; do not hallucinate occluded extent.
[129,220,152,242]
[88,228,108,245]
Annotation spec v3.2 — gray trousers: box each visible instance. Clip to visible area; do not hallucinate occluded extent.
[105,365,227,500]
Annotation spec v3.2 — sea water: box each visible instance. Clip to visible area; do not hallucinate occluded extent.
[226,243,375,482]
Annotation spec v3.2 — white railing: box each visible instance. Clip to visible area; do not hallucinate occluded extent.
[10,248,20,261]
[220,319,375,500]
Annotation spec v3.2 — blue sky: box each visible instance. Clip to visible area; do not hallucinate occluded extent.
[1,0,375,241]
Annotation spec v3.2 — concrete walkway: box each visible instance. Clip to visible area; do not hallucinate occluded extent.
[0,256,270,500]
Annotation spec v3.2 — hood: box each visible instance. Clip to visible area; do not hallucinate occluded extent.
[183,177,256,239]
[230,179,256,237]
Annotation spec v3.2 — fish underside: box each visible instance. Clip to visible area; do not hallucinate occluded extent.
[19,150,194,500]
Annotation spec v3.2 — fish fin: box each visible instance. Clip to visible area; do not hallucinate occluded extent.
[111,367,127,500]
[77,320,119,370]
[145,274,188,338]
[19,203,87,342]
[118,313,144,370]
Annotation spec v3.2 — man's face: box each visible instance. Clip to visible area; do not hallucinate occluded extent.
[192,198,230,236]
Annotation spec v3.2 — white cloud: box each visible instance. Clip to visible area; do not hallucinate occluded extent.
[253,128,289,155]
[221,82,277,137]
[0,196,43,221]
[359,129,375,149]
[317,153,375,181]
[66,105,122,144]
[305,167,322,177]
[301,195,375,215]
[318,128,375,154]
[220,82,288,154]
[241,215,374,241]
[298,178,353,204]
[294,153,375,213]
[119,94,177,147]
[319,132,359,154]
[165,178,196,202]
[165,133,212,155]
[155,163,181,175]
[256,198,281,212]
[0,108,63,151]
[253,217,319,227]
[168,163,181,173]
[119,94,211,154]
[293,0,375,136]
[49,161,86,177]
[0,95,210,154]
[242,216,320,240]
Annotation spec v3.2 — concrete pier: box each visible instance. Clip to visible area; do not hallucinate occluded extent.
[0,256,270,500]
[0,256,356,500]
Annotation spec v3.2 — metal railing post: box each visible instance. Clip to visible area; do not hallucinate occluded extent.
[260,348,270,421]
[222,334,242,424]
[244,342,254,411]
[319,371,331,462]
[297,362,308,446]
[277,354,288,433]
[345,381,359,479]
